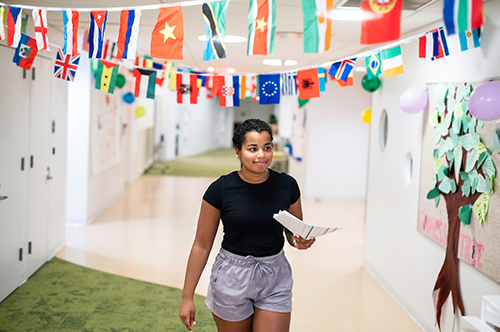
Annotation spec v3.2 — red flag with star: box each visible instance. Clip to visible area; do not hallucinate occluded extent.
[151,6,183,59]
[247,0,276,55]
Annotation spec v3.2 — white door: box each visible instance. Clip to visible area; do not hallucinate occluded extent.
[0,46,30,301]
[25,55,51,278]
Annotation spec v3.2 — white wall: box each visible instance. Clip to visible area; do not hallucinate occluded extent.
[364,3,500,331]
[302,75,371,201]
[234,99,275,124]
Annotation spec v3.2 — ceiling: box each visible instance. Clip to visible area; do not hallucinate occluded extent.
[8,0,446,74]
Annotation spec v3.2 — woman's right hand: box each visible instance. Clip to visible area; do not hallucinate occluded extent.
[179,298,196,331]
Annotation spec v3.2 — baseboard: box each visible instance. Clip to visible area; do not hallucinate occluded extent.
[86,192,122,225]
[364,259,436,332]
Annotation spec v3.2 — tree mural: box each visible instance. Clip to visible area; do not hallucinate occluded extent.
[426,82,496,329]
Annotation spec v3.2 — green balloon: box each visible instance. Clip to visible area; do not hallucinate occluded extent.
[361,75,381,93]
[116,74,126,89]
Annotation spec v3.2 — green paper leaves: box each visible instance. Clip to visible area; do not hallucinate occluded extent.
[483,157,496,178]
[458,205,472,226]
[453,146,462,180]
[427,188,440,199]
[459,133,478,151]
[465,148,478,172]
[438,177,452,194]
[493,129,500,153]
[474,193,489,225]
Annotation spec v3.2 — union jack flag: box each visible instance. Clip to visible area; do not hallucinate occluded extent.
[54,48,80,82]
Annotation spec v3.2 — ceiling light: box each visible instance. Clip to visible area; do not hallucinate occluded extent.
[354,67,367,72]
[284,60,298,66]
[227,67,235,73]
[207,66,214,72]
[197,35,247,43]
[263,59,283,66]
[331,9,364,20]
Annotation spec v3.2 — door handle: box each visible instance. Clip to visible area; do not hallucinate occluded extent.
[0,196,8,200]
[46,167,53,181]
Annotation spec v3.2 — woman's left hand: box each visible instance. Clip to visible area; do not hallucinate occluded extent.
[293,235,315,250]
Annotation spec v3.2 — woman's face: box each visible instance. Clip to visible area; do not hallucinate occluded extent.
[237,131,273,173]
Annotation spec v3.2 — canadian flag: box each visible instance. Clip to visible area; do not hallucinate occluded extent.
[219,75,240,107]
[176,73,199,104]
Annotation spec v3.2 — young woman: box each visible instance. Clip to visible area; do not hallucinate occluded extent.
[179,118,315,332]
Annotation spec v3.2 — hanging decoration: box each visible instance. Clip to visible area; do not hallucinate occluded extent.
[88,11,108,58]
[62,10,79,55]
[202,2,228,61]
[13,33,38,70]
[54,48,80,82]
[32,8,50,51]
[0,6,5,41]
[381,46,404,78]
[116,9,142,60]
[399,87,428,114]
[459,28,481,52]
[219,75,240,107]
[259,73,280,104]
[134,68,157,99]
[115,74,126,88]
[301,0,333,54]
[151,6,183,59]
[361,75,381,92]
[177,73,200,104]
[247,0,276,55]
[361,109,371,123]
[365,52,381,79]
[468,81,500,121]
[297,68,320,100]
[360,0,402,45]
[6,6,22,48]
[419,27,449,61]
[135,106,146,118]
[443,0,483,35]
[95,60,119,93]
[123,92,135,104]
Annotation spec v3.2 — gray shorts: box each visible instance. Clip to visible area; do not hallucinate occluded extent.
[205,248,294,322]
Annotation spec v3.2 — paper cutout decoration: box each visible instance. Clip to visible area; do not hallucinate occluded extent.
[176,73,199,104]
[329,58,356,82]
[202,2,228,61]
[318,67,326,92]
[89,11,108,58]
[459,28,480,52]
[381,46,404,78]
[360,0,402,45]
[0,7,5,41]
[117,9,142,60]
[32,8,50,51]
[134,68,157,99]
[220,75,240,107]
[419,27,449,61]
[95,60,119,93]
[54,48,80,82]
[473,192,489,224]
[62,10,79,55]
[302,0,333,53]
[281,71,297,96]
[247,0,276,55]
[13,33,38,70]
[458,205,472,226]
[297,68,320,100]
[6,6,22,48]
[151,6,183,59]
[240,75,258,100]
[259,73,280,104]
[443,0,483,35]
[365,52,381,79]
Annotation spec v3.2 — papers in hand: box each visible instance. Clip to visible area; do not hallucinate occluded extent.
[273,210,343,240]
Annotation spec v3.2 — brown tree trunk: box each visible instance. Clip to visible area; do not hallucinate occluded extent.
[434,189,480,330]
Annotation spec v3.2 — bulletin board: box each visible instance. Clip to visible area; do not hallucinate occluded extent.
[418,79,500,284]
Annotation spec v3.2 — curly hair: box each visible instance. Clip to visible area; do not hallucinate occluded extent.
[232,118,274,151]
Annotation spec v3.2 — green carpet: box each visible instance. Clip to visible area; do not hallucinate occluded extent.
[144,148,239,178]
[0,258,216,332]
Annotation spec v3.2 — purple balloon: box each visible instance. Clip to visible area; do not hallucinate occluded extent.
[399,87,429,114]
[468,81,500,121]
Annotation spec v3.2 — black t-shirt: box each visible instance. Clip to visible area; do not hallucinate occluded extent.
[203,169,301,257]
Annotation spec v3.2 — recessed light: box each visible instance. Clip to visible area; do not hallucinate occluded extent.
[354,66,367,72]
[331,9,364,21]
[263,59,283,66]
[207,67,214,72]
[197,35,247,43]
[284,60,297,66]
[227,67,235,73]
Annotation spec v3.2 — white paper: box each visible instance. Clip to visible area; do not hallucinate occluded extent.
[273,210,344,240]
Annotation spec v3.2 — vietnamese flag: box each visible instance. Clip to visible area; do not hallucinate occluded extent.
[360,0,402,45]
[151,6,183,59]
[297,68,320,100]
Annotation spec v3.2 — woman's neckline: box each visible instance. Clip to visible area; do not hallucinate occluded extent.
[236,169,272,185]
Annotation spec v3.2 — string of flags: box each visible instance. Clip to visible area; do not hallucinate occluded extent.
[0,0,486,106]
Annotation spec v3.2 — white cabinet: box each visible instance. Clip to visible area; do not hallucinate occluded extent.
[0,46,67,301]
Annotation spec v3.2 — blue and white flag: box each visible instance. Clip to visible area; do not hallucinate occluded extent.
[116,9,141,59]
[281,71,297,96]
[62,10,79,55]
[329,58,356,82]
[88,11,108,58]
[459,28,480,52]
[259,74,280,105]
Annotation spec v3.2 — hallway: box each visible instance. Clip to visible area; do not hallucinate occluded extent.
[57,175,422,331]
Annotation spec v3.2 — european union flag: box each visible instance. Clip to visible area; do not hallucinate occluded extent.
[259,74,280,105]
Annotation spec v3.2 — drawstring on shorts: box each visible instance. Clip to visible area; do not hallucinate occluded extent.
[245,255,274,280]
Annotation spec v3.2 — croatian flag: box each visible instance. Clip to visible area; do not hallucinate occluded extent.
[220,75,240,107]
[134,68,157,99]
[89,11,108,58]
[117,9,141,60]
[6,6,22,48]
[62,10,79,55]
[54,48,80,82]
[176,73,200,104]
[329,58,356,82]
[32,8,50,51]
